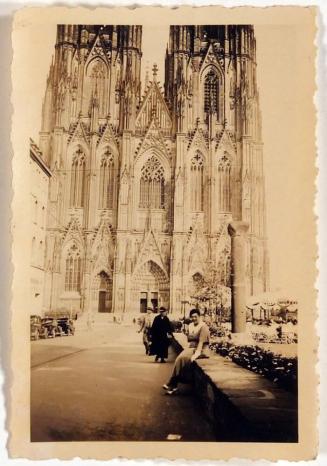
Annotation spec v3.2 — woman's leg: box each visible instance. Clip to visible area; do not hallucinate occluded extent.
[143,332,149,354]
[167,349,194,387]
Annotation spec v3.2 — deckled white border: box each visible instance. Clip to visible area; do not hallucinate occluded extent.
[1,0,327,465]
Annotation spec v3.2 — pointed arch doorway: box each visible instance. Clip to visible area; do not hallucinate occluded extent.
[97,271,112,313]
[132,260,169,313]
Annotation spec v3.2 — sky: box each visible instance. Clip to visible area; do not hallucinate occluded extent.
[25,23,315,298]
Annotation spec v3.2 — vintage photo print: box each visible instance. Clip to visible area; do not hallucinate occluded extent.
[10,5,317,461]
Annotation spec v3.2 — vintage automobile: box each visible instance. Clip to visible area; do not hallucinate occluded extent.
[40,317,64,338]
[30,315,42,340]
[57,317,75,336]
[170,319,183,333]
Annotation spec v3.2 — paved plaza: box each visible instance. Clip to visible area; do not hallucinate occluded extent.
[31,322,216,442]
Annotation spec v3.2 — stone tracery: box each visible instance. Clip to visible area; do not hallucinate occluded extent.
[204,69,219,115]
[139,155,165,209]
[99,147,115,209]
[65,244,82,292]
[70,146,86,208]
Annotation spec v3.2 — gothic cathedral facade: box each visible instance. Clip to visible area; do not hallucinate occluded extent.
[40,25,268,315]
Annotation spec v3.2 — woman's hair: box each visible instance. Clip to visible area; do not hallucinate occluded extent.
[189,308,200,317]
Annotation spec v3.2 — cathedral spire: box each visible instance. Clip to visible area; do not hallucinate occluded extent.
[152,63,158,82]
[145,62,150,88]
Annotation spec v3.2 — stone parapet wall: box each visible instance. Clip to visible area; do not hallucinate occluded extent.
[172,333,297,442]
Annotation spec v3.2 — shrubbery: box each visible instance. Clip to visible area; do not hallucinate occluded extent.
[209,340,298,393]
[208,323,227,338]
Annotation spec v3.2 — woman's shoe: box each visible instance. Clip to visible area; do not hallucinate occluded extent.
[166,387,178,395]
[155,356,159,362]
[160,359,166,363]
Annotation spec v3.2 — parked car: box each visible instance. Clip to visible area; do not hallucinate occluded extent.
[30,315,42,340]
[40,317,63,338]
[57,317,75,336]
[170,320,183,333]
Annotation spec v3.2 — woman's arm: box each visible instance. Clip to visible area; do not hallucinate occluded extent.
[191,325,209,361]
[138,318,145,333]
[191,340,203,361]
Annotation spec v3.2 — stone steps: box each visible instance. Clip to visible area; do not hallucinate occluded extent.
[74,312,140,331]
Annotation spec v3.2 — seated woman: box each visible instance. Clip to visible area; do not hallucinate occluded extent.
[163,308,210,395]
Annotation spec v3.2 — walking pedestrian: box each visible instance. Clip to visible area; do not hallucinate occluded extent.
[150,306,172,363]
[162,308,210,394]
[138,307,154,355]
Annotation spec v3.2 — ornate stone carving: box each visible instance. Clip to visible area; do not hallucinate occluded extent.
[68,119,90,146]
[62,216,85,251]
[133,229,167,278]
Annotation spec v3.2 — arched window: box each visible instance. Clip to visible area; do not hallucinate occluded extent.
[65,245,82,292]
[99,148,115,209]
[84,58,108,117]
[139,155,165,209]
[190,151,204,211]
[218,153,231,212]
[70,147,86,208]
[204,69,219,115]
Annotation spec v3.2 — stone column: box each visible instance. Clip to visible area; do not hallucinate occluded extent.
[228,221,249,333]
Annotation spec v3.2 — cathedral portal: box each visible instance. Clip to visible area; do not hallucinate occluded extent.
[131,260,170,313]
[91,270,113,313]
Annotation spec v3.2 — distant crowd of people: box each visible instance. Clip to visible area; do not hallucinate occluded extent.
[138,307,210,395]
[252,317,298,326]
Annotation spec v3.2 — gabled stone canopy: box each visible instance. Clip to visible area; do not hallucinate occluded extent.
[68,118,90,146]
[135,78,172,134]
[187,125,209,153]
[62,217,84,248]
[91,218,115,277]
[85,33,112,66]
[135,118,171,161]
[215,128,236,154]
[200,42,224,77]
[97,120,119,150]
[133,229,168,279]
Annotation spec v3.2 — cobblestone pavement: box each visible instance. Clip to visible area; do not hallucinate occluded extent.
[31,322,216,441]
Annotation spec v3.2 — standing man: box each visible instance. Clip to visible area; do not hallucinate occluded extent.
[150,307,172,363]
[138,307,154,355]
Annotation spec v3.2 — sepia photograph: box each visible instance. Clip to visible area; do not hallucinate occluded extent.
[10,5,317,461]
